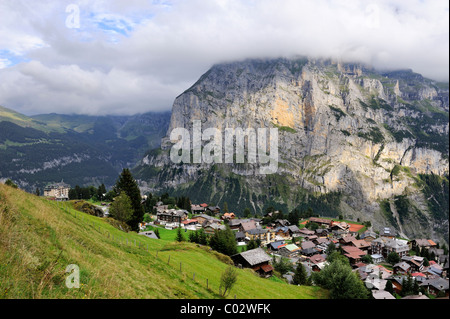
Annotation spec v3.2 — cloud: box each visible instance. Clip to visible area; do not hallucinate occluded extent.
[0,0,448,115]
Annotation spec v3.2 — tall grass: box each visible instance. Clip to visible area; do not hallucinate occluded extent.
[0,184,327,299]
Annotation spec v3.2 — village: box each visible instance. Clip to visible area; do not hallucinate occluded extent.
[140,201,449,300]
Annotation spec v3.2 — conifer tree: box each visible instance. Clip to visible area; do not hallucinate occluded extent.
[114,168,144,231]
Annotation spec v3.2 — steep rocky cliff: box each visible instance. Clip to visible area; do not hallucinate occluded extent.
[134,57,449,244]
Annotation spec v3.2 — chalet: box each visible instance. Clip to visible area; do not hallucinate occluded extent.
[235,231,246,243]
[279,244,301,258]
[371,237,409,258]
[410,238,437,251]
[372,290,396,299]
[308,217,333,227]
[315,228,328,237]
[221,212,235,220]
[360,230,377,242]
[193,214,221,225]
[246,228,275,245]
[401,256,424,272]
[387,275,407,294]
[371,254,384,264]
[274,219,290,227]
[420,277,449,297]
[342,245,366,265]
[154,204,169,213]
[313,237,329,246]
[364,274,388,291]
[206,206,220,215]
[380,227,396,238]
[231,248,274,277]
[350,239,371,252]
[191,204,205,214]
[339,235,356,246]
[301,241,316,250]
[181,219,199,229]
[309,254,326,265]
[287,225,302,237]
[156,209,188,224]
[298,228,315,236]
[330,221,350,233]
[301,248,319,257]
[204,223,226,234]
[393,262,411,275]
[268,241,286,252]
[239,220,259,233]
[274,226,291,240]
[44,181,70,200]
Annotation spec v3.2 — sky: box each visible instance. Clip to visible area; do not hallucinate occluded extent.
[0,0,448,116]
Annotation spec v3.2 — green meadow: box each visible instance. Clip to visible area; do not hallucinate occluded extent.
[0,184,328,299]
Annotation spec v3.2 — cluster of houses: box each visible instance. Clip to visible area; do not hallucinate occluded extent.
[149,203,449,299]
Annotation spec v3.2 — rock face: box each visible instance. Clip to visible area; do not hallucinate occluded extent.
[134,57,449,244]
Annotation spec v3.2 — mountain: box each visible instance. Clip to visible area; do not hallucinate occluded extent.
[0,183,327,299]
[0,107,170,191]
[133,57,449,244]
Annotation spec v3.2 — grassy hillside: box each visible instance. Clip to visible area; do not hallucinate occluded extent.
[0,184,328,299]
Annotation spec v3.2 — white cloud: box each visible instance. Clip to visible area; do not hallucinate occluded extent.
[0,0,448,115]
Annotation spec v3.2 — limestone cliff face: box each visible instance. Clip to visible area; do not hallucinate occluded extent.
[135,57,449,243]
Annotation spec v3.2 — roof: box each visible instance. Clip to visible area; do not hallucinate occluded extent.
[421,277,449,291]
[427,239,437,246]
[301,241,316,250]
[236,248,271,266]
[394,262,410,271]
[351,239,370,248]
[371,254,384,259]
[247,228,267,235]
[269,241,286,250]
[240,220,258,232]
[283,244,300,252]
[309,217,333,225]
[200,203,208,207]
[414,239,432,247]
[287,225,301,233]
[372,290,396,300]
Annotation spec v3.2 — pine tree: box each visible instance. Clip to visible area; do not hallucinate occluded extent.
[176,226,185,242]
[293,262,308,285]
[115,168,144,231]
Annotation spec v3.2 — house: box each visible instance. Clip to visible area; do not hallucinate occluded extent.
[221,212,236,220]
[274,219,290,227]
[372,290,396,300]
[315,228,328,237]
[308,217,333,227]
[181,219,199,230]
[206,206,220,215]
[274,226,291,240]
[154,204,169,213]
[231,248,274,277]
[371,254,384,264]
[410,239,437,251]
[330,221,350,233]
[44,181,70,200]
[268,241,286,252]
[420,277,449,296]
[191,204,205,214]
[287,225,302,237]
[156,209,188,224]
[371,237,409,258]
[246,228,275,245]
[235,231,246,243]
[339,235,356,246]
[380,227,396,238]
[393,262,411,274]
[279,244,301,258]
[309,254,326,265]
[239,220,259,233]
[193,214,221,225]
[365,274,388,291]
[401,256,424,272]
[301,248,319,257]
[298,228,315,236]
[204,223,226,234]
[350,239,371,252]
[301,241,316,250]
[342,246,366,265]
[360,230,377,242]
